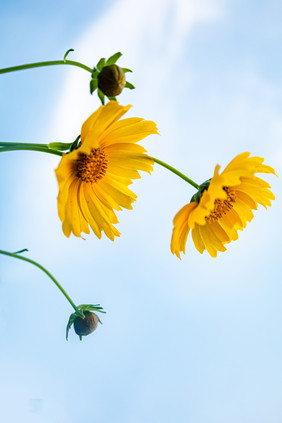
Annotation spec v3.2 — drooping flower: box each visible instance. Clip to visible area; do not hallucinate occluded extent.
[55,101,158,240]
[171,152,276,258]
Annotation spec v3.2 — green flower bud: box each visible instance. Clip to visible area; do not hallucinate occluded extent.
[98,64,126,97]
[73,311,99,336]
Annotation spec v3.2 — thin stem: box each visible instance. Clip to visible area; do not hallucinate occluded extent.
[0,250,78,312]
[0,145,63,156]
[0,60,92,75]
[151,156,200,190]
[0,142,48,147]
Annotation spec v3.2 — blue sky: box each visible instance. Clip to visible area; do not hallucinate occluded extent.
[0,0,282,422]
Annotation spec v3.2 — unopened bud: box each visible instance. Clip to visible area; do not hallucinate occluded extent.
[74,311,99,336]
[98,64,126,97]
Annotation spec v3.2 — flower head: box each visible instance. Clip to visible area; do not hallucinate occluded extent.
[171,153,276,258]
[55,101,158,240]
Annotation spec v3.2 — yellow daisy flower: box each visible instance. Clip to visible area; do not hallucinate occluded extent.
[55,101,158,240]
[171,152,276,258]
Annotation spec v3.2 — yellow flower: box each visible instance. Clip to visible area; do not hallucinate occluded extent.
[55,101,158,240]
[171,152,276,258]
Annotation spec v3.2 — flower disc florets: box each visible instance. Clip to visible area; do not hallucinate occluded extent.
[75,148,108,183]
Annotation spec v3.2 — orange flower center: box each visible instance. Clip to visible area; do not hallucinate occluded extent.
[76,148,108,183]
[205,187,236,223]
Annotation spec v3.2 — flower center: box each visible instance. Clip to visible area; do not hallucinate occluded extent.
[205,187,236,223]
[76,148,108,183]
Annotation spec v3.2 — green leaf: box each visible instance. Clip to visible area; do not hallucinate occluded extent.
[90,78,98,94]
[96,58,106,71]
[106,52,122,66]
[125,81,135,90]
[121,68,133,73]
[64,48,74,63]
[66,313,76,340]
[76,309,85,318]
[48,142,72,151]
[91,67,98,77]
[108,96,117,101]
[12,248,28,254]
[97,89,105,105]
[77,304,106,314]
[77,303,101,309]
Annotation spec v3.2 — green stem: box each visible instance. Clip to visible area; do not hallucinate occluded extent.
[151,157,200,190]
[0,145,63,156]
[0,60,92,75]
[0,141,49,147]
[0,250,78,312]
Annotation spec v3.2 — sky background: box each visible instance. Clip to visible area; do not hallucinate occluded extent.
[0,0,282,422]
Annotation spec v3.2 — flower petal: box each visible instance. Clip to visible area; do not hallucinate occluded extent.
[191,224,205,254]
[81,101,131,147]
[100,119,159,148]
[170,203,197,258]
[62,179,90,237]
[83,183,120,241]
[78,183,102,239]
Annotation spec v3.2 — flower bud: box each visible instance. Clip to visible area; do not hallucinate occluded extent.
[74,311,99,336]
[98,64,126,97]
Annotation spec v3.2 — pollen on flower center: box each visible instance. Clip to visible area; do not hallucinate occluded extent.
[205,187,236,223]
[76,148,108,183]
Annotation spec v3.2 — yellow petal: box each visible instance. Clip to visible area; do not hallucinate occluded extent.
[170,203,196,258]
[235,190,258,210]
[198,225,219,257]
[237,183,274,208]
[81,101,131,146]
[100,119,159,148]
[199,224,227,257]
[223,208,243,231]
[62,179,90,237]
[232,197,254,227]
[191,224,205,254]
[93,183,123,211]
[83,183,120,241]
[99,176,137,209]
[78,183,102,239]
[218,216,239,241]
[209,221,230,243]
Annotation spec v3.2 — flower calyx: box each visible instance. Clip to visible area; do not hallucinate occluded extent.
[48,136,81,154]
[190,179,211,203]
[66,304,106,341]
[89,52,134,104]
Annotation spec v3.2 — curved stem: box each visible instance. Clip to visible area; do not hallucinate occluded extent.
[0,250,78,312]
[151,156,200,190]
[0,145,63,156]
[0,60,92,75]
